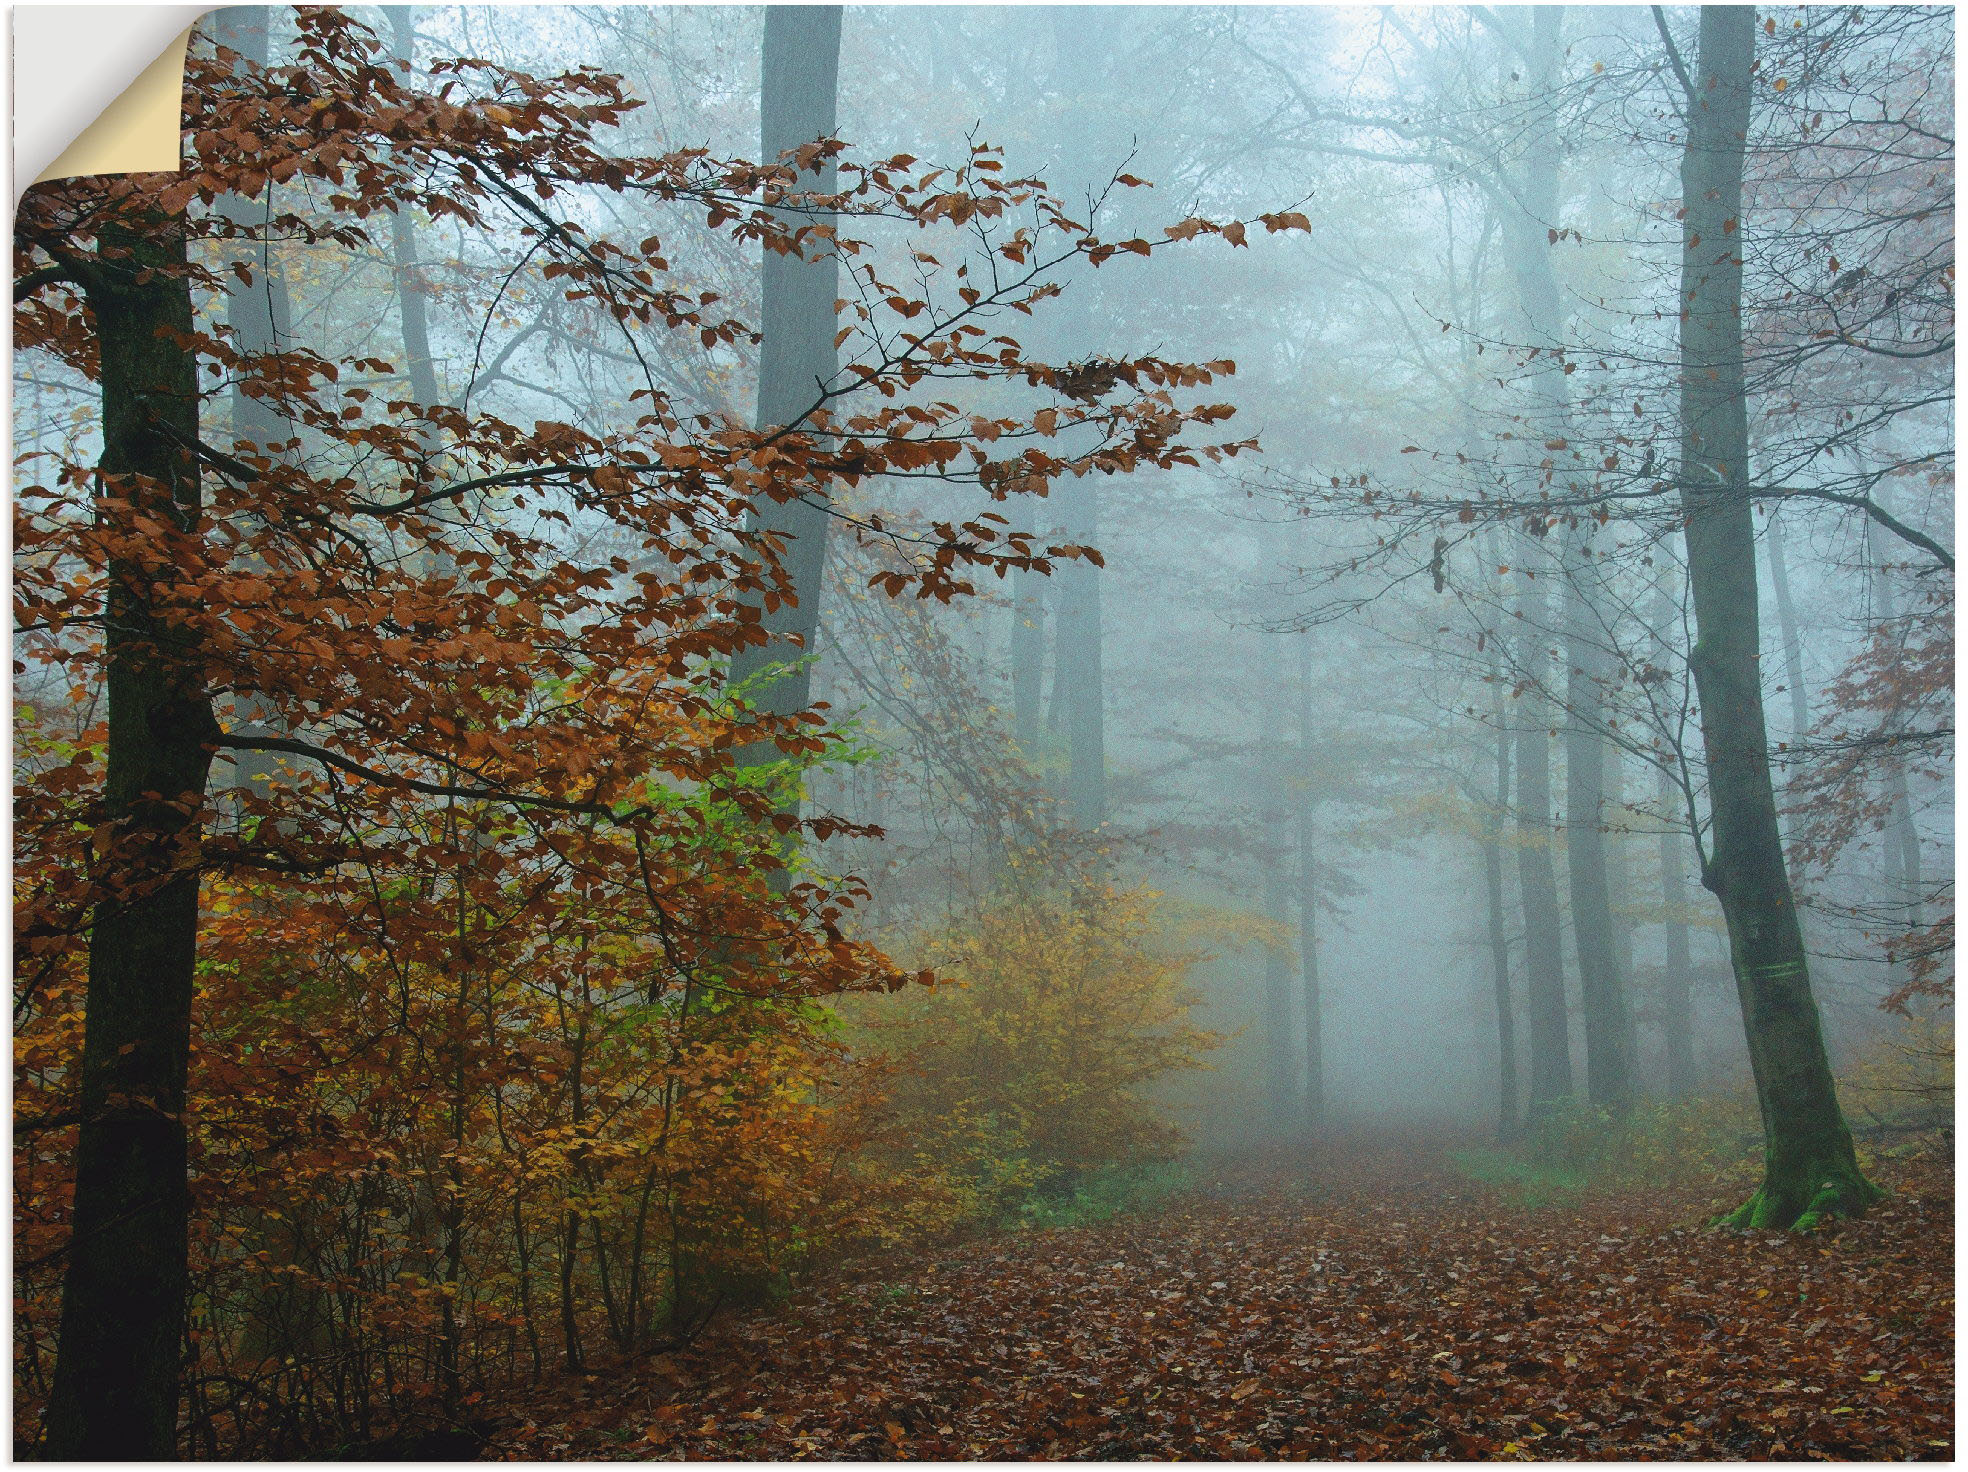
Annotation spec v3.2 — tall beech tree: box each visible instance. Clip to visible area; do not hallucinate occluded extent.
[1513,563,1575,1113]
[1044,6,1120,833]
[1293,627,1324,1129]
[1496,6,1633,1116]
[15,9,1269,1450]
[727,4,843,778]
[37,206,213,1464]
[1670,5,1879,1230]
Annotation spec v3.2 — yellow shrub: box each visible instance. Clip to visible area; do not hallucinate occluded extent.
[869,881,1223,1203]
[1840,1015,1954,1135]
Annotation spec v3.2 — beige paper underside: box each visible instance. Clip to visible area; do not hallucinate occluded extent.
[32,24,195,186]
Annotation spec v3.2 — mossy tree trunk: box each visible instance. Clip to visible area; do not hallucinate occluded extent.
[1674,5,1879,1231]
[42,217,216,1459]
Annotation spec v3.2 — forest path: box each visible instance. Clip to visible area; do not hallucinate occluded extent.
[495,1138,1952,1461]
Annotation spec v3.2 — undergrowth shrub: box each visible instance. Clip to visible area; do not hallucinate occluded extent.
[1839,1016,1954,1142]
[1011,1162,1193,1231]
[1455,1092,1764,1208]
[1457,1021,1955,1210]
[862,881,1225,1218]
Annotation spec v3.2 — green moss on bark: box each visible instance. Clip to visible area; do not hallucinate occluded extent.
[1717,1149,1885,1232]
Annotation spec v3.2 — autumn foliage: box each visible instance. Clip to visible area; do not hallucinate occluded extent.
[11,7,1285,1455]
[869,880,1225,1213]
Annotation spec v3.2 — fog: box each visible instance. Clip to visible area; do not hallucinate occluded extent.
[12,5,1952,1451]
[18,4,1952,1139]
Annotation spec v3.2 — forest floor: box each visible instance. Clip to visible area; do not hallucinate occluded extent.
[489,1135,1953,1461]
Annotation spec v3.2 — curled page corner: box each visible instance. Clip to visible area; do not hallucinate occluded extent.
[13,6,210,200]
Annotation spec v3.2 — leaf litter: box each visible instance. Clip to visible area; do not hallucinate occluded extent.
[491,1136,1952,1461]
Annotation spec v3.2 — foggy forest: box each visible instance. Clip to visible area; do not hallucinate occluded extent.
[11,1,1953,1460]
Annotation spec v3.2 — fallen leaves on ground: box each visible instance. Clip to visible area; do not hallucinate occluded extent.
[491,1135,1953,1460]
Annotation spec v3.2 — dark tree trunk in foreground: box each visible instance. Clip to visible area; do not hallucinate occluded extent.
[1675,6,1878,1230]
[727,5,843,773]
[1514,567,1574,1116]
[42,219,216,1460]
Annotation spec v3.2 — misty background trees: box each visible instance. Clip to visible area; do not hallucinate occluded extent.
[12,1,1950,1455]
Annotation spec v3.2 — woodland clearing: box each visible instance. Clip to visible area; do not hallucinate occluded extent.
[487,1134,1954,1462]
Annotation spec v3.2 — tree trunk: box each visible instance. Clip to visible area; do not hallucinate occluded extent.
[1514,564,1574,1115]
[727,5,843,778]
[1044,7,1112,832]
[1675,6,1878,1229]
[1866,521,1925,988]
[1295,630,1322,1132]
[1258,632,1294,1132]
[1262,863,1295,1134]
[1654,574,1699,1095]
[1010,512,1046,755]
[211,5,292,812]
[1659,811,1700,1095]
[1605,753,1640,1092]
[1502,6,1630,1115]
[42,218,216,1460]
[1764,509,1812,746]
[1486,648,1519,1141]
[387,9,443,417]
[1563,607,1634,1114]
[1057,480,1106,829]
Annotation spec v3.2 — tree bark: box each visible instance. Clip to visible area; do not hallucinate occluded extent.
[42,217,216,1460]
[1675,6,1878,1229]
[727,5,843,779]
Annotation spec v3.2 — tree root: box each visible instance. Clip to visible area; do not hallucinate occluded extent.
[1716,1168,1886,1232]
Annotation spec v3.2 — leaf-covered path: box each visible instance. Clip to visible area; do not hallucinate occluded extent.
[494,1139,1953,1461]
